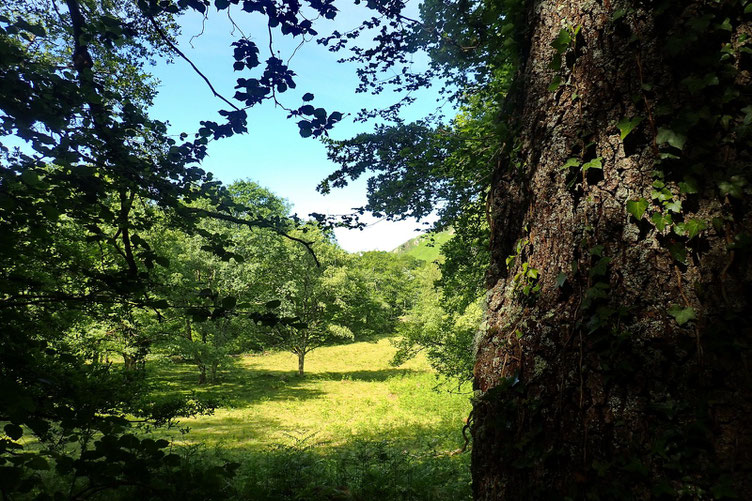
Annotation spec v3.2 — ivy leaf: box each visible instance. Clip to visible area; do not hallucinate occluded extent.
[664,200,682,213]
[302,92,314,101]
[651,212,672,232]
[555,272,567,288]
[581,157,603,172]
[729,232,752,250]
[589,257,611,278]
[667,242,687,264]
[667,305,696,326]
[656,128,687,150]
[548,53,562,71]
[675,218,706,239]
[551,29,572,53]
[718,176,747,199]
[560,158,580,170]
[626,198,648,220]
[679,178,699,194]
[616,116,642,140]
[652,187,673,202]
[548,75,562,92]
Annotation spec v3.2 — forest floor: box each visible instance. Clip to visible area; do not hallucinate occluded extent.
[146,338,473,500]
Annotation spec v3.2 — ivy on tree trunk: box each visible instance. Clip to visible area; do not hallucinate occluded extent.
[473,0,752,498]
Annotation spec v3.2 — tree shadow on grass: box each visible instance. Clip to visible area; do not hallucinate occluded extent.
[312,368,420,382]
[149,360,422,409]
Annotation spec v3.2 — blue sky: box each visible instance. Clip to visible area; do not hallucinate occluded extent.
[148,2,446,252]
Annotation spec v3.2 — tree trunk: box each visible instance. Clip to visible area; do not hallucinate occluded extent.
[298,351,305,376]
[473,1,752,499]
[198,363,206,385]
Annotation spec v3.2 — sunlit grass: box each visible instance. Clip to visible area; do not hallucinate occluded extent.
[148,338,471,454]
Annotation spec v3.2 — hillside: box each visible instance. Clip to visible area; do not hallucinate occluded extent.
[392,229,453,262]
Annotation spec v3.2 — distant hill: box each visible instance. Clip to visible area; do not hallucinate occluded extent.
[392,229,453,262]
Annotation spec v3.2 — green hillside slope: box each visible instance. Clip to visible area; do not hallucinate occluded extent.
[392,229,453,262]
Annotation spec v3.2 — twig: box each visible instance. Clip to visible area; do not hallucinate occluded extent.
[147,14,240,111]
[183,207,321,266]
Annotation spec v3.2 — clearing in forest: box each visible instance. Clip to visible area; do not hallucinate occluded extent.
[149,337,471,453]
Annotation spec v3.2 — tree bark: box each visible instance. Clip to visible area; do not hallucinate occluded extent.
[473,1,752,499]
[298,351,305,376]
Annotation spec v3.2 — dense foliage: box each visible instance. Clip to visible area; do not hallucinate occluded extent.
[0,0,443,497]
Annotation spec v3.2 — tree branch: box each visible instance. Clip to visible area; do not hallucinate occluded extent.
[146,14,240,112]
[183,207,321,266]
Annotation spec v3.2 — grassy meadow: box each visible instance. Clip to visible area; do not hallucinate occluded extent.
[145,338,473,500]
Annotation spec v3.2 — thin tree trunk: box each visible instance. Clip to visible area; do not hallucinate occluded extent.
[473,1,752,498]
[297,351,305,376]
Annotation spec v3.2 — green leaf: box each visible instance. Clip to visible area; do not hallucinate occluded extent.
[551,29,572,53]
[20,169,42,187]
[616,117,642,140]
[4,423,22,440]
[155,256,170,268]
[152,299,170,309]
[548,53,562,71]
[675,218,706,239]
[548,75,562,92]
[589,257,611,278]
[265,299,281,309]
[651,212,673,232]
[26,456,49,471]
[626,198,648,220]
[560,158,580,170]
[656,128,687,150]
[555,272,567,288]
[664,200,682,213]
[667,242,687,264]
[581,157,603,172]
[718,176,747,199]
[652,187,673,202]
[221,296,237,310]
[667,305,696,326]
[679,178,699,194]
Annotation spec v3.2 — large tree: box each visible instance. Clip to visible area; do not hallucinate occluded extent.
[471,1,752,498]
[322,0,752,497]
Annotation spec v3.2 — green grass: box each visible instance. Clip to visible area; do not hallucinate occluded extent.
[149,338,470,453]
[144,338,472,500]
[392,230,453,262]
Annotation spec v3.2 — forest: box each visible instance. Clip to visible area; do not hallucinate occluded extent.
[1,0,751,500]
